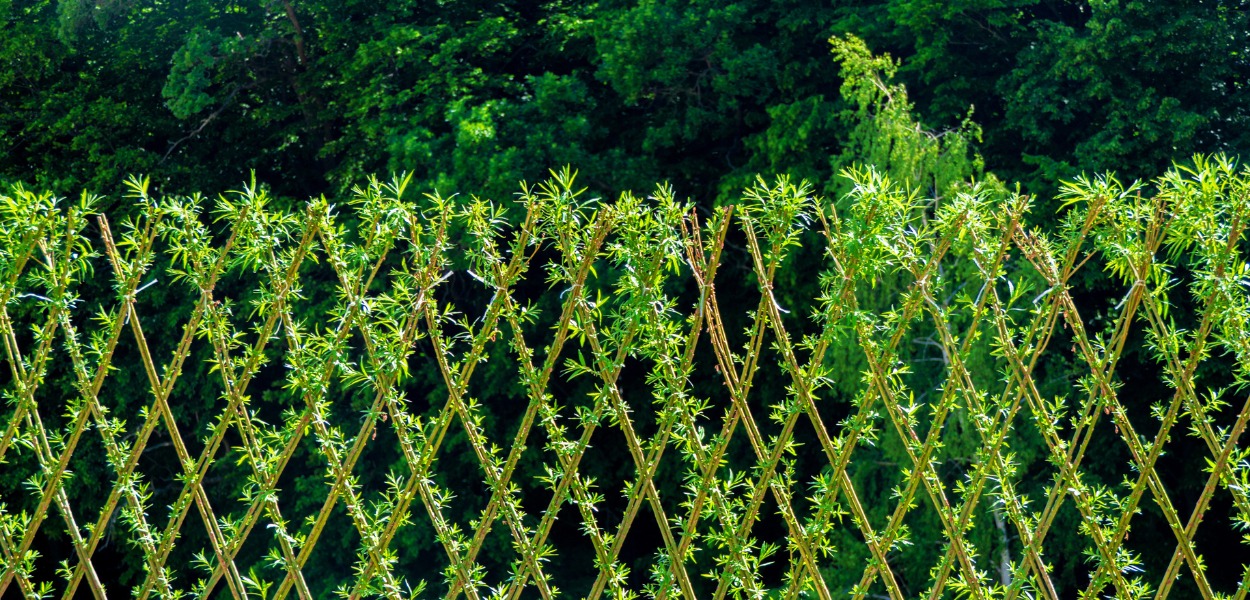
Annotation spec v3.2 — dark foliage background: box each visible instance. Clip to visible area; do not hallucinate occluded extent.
[1,0,1248,597]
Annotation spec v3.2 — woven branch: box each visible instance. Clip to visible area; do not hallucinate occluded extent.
[2,163,1249,599]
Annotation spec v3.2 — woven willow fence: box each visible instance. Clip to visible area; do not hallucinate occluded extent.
[2,161,1249,600]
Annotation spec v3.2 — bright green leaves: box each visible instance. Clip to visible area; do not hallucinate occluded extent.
[4,155,1250,598]
[163,28,226,120]
[830,34,983,201]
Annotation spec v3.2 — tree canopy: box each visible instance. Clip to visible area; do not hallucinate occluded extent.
[3,0,1245,202]
[2,1,1249,598]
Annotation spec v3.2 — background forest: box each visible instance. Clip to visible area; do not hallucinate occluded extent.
[4,0,1248,204]
[2,0,1250,598]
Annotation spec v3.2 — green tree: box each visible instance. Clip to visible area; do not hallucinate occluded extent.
[999,0,1250,190]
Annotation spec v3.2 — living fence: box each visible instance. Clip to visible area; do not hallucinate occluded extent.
[1,162,1249,600]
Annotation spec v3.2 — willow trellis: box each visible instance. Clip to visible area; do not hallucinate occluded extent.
[2,159,1249,600]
